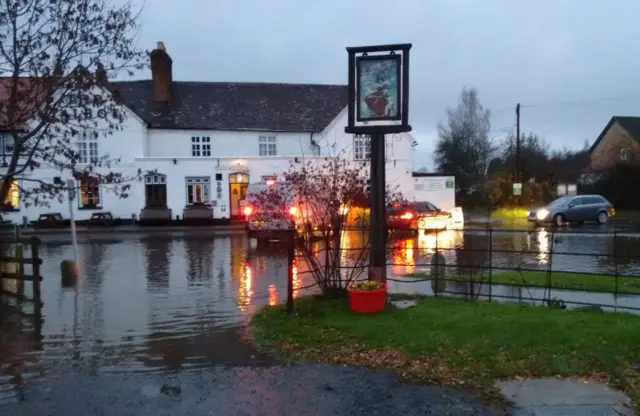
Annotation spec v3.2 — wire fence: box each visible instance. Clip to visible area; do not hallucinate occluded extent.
[286,227,640,313]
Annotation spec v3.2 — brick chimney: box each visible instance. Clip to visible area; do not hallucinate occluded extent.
[150,41,172,103]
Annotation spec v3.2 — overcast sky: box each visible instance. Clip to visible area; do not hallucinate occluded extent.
[134,0,640,170]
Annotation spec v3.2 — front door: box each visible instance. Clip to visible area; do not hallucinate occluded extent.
[229,172,249,218]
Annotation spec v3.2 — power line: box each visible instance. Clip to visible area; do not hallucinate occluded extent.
[489,94,640,114]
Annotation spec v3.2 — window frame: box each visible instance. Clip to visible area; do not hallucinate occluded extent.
[144,174,167,208]
[353,134,371,161]
[620,148,630,162]
[1,179,20,212]
[76,134,98,164]
[185,176,211,205]
[259,135,277,156]
[78,179,101,210]
[191,136,211,157]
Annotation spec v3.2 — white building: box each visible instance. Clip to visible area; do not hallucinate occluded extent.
[1,43,418,223]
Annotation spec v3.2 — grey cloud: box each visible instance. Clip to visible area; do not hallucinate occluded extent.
[135,0,640,170]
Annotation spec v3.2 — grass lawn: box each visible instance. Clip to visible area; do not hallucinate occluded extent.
[491,207,530,220]
[405,270,640,295]
[252,296,640,406]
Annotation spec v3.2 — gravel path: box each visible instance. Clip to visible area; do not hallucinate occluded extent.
[2,364,506,415]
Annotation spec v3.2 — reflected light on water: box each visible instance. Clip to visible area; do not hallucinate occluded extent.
[418,230,461,252]
[536,230,550,264]
[292,263,300,298]
[268,284,278,306]
[238,263,253,311]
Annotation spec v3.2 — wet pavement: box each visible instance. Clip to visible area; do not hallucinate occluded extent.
[1,364,506,415]
[1,228,640,413]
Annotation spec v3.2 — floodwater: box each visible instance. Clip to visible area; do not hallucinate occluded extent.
[1,228,640,403]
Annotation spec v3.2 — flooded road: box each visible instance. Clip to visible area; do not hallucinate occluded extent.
[1,228,640,404]
[0,234,317,403]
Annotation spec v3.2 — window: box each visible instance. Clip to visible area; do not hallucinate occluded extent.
[620,148,630,162]
[145,174,167,208]
[259,136,277,156]
[0,133,14,165]
[1,179,19,211]
[191,136,211,157]
[353,134,371,160]
[79,179,101,209]
[186,177,210,204]
[77,135,98,164]
[584,196,606,205]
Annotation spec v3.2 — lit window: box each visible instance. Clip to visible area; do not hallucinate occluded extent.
[259,136,276,156]
[1,179,20,211]
[77,135,98,164]
[79,179,101,209]
[191,136,211,157]
[354,134,371,160]
[145,174,167,208]
[186,177,210,204]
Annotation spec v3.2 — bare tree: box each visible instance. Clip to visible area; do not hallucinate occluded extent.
[0,0,146,208]
[251,156,404,297]
[434,87,492,196]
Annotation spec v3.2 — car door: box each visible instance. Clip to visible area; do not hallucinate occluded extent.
[564,197,584,221]
[582,197,602,221]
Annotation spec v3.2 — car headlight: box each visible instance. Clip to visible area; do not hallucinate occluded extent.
[536,209,549,220]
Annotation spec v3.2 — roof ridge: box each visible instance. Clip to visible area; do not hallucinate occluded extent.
[111,79,347,88]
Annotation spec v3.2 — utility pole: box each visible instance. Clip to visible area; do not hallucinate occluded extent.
[515,103,520,183]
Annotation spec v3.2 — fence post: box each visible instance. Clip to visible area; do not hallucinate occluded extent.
[434,228,439,296]
[488,227,493,302]
[613,230,619,312]
[286,230,295,314]
[30,237,41,313]
[15,244,25,297]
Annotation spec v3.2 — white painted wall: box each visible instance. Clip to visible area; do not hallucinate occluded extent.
[3,103,420,221]
[1,104,147,223]
[148,129,317,159]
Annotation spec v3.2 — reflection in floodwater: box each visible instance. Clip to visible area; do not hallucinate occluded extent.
[0,235,318,403]
[2,230,640,403]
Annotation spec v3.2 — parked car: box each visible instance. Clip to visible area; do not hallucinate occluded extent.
[528,194,615,226]
[242,181,329,244]
[387,201,452,233]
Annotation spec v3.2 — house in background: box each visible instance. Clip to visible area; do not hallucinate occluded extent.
[0,42,417,223]
[587,116,640,172]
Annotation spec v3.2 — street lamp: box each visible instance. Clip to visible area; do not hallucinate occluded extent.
[345,43,412,283]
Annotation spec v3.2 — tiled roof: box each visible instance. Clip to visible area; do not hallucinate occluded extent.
[590,116,640,153]
[109,80,348,132]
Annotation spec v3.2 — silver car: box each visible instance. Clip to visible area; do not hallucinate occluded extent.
[528,194,615,226]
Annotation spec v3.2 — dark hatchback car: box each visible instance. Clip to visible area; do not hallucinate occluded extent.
[387,201,452,233]
[528,194,615,226]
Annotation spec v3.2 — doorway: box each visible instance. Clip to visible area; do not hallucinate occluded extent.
[229,172,249,218]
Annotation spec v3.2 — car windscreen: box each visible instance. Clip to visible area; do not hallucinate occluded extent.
[549,196,573,208]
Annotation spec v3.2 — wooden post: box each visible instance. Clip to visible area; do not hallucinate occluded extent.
[286,230,295,314]
[15,244,24,297]
[30,237,41,312]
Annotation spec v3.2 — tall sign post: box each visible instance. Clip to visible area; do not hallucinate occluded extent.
[345,43,412,282]
[66,179,79,263]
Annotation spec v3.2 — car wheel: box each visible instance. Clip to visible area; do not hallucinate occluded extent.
[597,211,608,225]
[553,214,565,227]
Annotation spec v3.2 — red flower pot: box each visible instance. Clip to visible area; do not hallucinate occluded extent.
[347,284,387,314]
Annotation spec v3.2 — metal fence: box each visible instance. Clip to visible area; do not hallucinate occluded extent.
[286,227,640,313]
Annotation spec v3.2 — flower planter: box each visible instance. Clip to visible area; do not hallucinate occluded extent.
[347,283,387,314]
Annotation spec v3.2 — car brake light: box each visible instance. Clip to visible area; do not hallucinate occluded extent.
[400,211,414,220]
[289,206,298,216]
[243,206,253,216]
